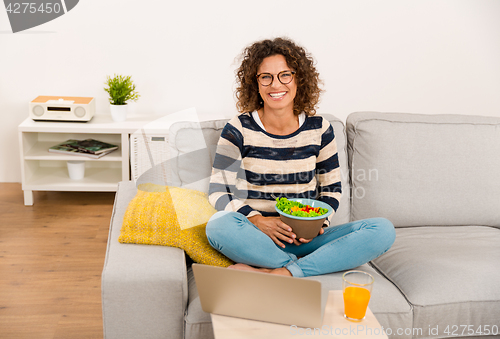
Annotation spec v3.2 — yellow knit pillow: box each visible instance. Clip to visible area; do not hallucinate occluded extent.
[118,183,233,267]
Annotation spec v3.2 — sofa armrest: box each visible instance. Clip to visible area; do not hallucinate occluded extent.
[102,181,188,339]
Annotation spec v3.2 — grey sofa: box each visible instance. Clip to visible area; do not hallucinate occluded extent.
[101,111,500,339]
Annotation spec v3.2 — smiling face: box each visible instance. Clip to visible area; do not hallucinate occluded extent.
[257,54,297,115]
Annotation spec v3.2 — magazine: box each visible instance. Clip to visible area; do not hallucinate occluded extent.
[49,139,118,158]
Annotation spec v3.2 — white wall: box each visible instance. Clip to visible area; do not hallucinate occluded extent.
[1,0,500,182]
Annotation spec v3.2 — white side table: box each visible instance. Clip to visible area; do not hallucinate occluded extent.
[211,290,388,339]
[18,114,168,205]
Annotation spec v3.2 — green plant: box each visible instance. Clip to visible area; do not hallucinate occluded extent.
[104,74,140,105]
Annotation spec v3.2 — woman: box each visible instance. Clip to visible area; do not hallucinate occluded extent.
[206,37,395,277]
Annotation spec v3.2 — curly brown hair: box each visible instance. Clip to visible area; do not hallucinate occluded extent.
[235,37,322,116]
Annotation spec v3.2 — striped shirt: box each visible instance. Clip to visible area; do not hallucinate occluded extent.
[208,112,342,226]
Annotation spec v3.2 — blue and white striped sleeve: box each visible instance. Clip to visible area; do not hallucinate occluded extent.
[208,119,260,218]
[316,119,342,226]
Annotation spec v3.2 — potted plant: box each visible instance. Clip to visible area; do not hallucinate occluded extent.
[104,74,140,122]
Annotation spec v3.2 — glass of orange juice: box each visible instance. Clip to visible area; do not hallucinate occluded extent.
[342,270,374,322]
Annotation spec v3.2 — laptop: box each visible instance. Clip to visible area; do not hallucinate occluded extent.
[192,263,324,328]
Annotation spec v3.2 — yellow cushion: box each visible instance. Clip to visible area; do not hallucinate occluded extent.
[118,183,233,267]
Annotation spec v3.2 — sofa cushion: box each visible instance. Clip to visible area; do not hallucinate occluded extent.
[371,226,500,338]
[346,111,500,227]
[168,119,229,194]
[118,183,233,267]
[168,114,351,226]
[321,114,350,226]
[185,267,215,339]
[304,264,413,338]
[184,263,413,339]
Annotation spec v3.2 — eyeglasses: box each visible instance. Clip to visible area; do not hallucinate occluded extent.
[256,70,296,86]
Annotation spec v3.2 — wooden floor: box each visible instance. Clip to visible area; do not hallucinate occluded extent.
[0,183,115,339]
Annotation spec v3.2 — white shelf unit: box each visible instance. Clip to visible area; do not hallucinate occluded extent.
[18,115,165,205]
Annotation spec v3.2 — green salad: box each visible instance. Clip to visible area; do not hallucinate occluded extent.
[275,197,328,218]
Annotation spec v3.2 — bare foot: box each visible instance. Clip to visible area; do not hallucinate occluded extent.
[228,263,271,273]
[269,267,292,276]
[228,263,292,276]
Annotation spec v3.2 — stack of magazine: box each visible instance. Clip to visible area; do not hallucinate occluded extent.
[49,139,118,159]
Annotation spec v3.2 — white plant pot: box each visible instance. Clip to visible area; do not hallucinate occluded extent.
[67,160,85,180]
[110,104,128,122]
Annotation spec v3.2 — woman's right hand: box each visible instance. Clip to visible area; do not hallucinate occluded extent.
[247,215,296,248]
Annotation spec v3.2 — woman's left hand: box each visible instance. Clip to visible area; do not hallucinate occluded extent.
[293,227,324,246]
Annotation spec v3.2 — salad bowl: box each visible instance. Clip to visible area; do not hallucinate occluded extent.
[275,198,333,240]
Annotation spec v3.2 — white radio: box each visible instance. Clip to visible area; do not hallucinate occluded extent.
[29,96,95,122]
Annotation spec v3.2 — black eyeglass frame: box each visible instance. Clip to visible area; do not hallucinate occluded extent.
[256,71,296,86]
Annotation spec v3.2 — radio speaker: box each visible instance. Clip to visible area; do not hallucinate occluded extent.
[74,107,86,118]
[33,105,44,117]
[29,96,95,122]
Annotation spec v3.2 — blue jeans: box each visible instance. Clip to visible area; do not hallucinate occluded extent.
[206,211,396,277]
